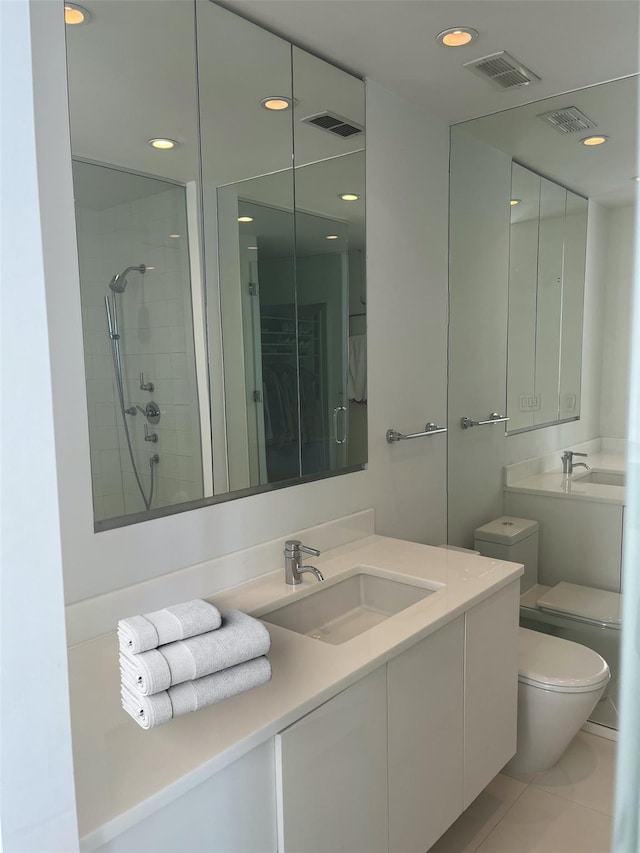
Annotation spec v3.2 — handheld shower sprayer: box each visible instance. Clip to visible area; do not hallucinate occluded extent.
[104,261,155,511]
[108,263,146,293]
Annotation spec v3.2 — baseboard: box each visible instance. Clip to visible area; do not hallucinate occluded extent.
[581,720,618,741]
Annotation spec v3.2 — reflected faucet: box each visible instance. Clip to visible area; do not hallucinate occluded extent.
[561,450,590,475]
[284,540,324,585]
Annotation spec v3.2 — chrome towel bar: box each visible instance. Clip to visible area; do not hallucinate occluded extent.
[386,422,447,444]
[460,412,509,429]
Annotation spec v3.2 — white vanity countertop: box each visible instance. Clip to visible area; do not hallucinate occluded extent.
[504,452,626,505]
[69,534,522,850]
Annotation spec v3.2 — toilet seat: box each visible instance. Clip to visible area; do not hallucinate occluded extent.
[518,627,610,694]
[536,582,621,629]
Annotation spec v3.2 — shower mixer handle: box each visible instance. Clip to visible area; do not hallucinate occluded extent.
[136,401,161,425]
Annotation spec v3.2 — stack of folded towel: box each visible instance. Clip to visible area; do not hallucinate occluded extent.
[118,599,272,729]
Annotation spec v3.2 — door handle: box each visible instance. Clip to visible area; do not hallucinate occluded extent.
[333,405,347,445]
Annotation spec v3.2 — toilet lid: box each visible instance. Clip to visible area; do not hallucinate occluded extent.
[518,628,610,693]
[536,582,621,629]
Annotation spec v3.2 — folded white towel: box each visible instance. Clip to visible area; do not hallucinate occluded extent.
[121,656,272,729]
[120,651,170,698]
[121,682,173,729]
[118,599,222,654]
[120,610,272,695]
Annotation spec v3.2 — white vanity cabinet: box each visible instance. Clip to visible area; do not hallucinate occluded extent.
[86,581,519,853]
[275,666,389,853]
[276,580,519,853]
[387,616,465,853]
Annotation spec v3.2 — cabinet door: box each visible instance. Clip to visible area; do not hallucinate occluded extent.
[94,740,277,853]
[464,580,519,807]
[535,178,566,425]
[276,667,388,853]
[387,617,465,853]
[559,192,588,420]
[507,164,540,432]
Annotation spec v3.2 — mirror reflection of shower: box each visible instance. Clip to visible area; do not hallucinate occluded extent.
[71,159,206,525]
[104,263,159,512]
[109,263,146,294]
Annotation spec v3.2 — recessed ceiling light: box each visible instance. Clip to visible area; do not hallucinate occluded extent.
[632,176,640,182]
[580,135,608,146]
[326,235,339,240]
[169,234,180,239]
[339,193,360,202]
[436,27,478,47]
[64,3,91,24]
[148,138,178,150]
[247,246,258,250]
[261,96,294,111]
[510,199,521,206]
[238,216,254,223]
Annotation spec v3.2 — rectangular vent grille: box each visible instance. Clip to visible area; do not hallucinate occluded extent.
[537,106,598,135]
[301,111,364,138]
[463,51,541,90]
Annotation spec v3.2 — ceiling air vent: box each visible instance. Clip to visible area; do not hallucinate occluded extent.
[537,106,598,135]
[463,51,541,90]
[301,111,364,139]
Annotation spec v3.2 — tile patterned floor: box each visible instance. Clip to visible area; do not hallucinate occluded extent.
[429,732,616,853]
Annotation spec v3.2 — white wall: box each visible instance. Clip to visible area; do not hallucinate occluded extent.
[0,1,78,849]
[365,82,449,543]
[600,203,635,439]
[40,25,450,605]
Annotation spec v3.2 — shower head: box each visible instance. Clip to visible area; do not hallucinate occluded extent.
[108,264,146,293]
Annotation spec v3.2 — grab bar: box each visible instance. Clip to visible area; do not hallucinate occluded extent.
[386,422,447,444]
[460,412,509,430]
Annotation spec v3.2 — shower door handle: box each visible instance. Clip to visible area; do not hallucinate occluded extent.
[333,405,347,445]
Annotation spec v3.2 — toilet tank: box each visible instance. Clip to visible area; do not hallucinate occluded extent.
[474,517,539,593]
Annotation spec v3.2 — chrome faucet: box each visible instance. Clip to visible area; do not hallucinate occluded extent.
[561,450,590,475]
[284,540,324,585]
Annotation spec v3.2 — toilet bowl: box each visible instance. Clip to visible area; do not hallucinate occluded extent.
[506,627,609,775]
[469,517,614,773]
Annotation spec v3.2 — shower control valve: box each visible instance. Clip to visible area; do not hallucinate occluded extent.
[134,401,161,424]
[140,372,154,392]
[144,424,158,443]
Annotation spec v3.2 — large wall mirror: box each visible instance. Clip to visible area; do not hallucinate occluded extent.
[65,0,367,530]
[451,75,636,436]
[447,74,637,548]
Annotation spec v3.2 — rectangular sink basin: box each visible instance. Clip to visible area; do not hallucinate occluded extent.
[260,569,437,645]
[573,470,626,487]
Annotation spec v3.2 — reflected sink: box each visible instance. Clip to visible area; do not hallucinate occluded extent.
[573,470,626,487]
[260,569,437,645]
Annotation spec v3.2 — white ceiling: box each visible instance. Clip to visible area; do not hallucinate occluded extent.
[456,75,639,206]
[220,0,640,125]
[67,0,640,213]
[220,0,640,206]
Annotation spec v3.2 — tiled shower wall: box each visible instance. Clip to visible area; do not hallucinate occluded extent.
[75,178,204,522]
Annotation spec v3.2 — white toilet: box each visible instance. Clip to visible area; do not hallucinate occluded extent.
[473,517,611,775]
